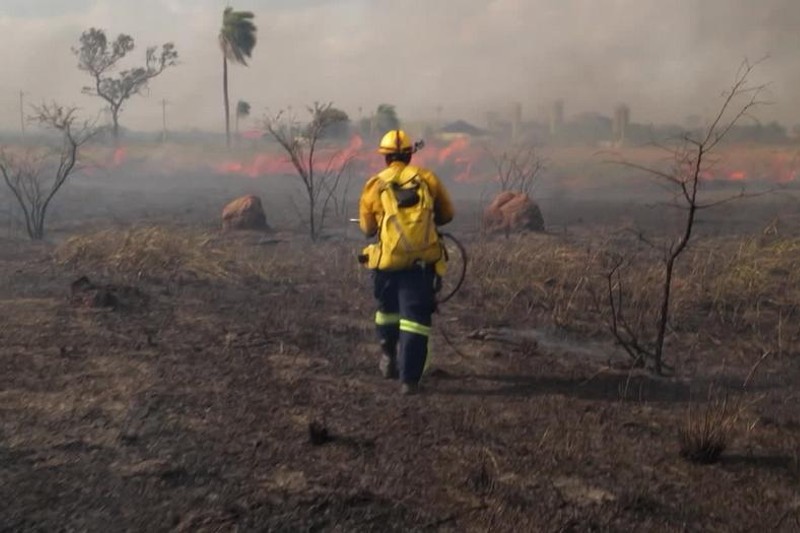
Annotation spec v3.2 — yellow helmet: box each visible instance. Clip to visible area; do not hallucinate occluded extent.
[378,129,413,154]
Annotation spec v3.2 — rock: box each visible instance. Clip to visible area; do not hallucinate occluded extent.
[483,192,544,234]
[222,195,268,231]
[553,476,617,506]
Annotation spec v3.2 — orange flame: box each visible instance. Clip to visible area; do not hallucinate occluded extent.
[112,147,127,166]
[99,140,800,190]
[240,129,263,140]
[217,136,800,186]
[728,170,746,181]
[215,134,484,182]
[215,155,297,178]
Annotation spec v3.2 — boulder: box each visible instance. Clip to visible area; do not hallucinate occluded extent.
[483,192,544,234]
[222,195,268,231]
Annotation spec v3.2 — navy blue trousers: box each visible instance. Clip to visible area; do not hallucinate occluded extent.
[373,266,435,384]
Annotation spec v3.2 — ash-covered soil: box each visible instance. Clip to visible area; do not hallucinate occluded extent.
[1,166,800,532]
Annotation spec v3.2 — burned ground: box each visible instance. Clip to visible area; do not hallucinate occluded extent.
[1,156,800,532]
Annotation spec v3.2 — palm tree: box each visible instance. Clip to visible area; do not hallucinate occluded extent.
[219,7,257,148]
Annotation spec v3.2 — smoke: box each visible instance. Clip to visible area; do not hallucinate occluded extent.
[0,0,798,132]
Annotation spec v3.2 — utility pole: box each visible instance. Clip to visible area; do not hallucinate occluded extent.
[19,91,26,139]
[161,98,168,142]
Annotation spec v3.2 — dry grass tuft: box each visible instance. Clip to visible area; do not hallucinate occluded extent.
[464,234,606,332]
[52,226,370,322]
[55,226,242,282]
[678,393,741,464]
[466,448,498,496]
[707,236,800,324]
[462,232,800,366]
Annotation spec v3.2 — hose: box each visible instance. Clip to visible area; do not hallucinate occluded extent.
[436,232,467,305]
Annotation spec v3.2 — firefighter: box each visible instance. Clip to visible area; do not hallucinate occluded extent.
[358,129,455,395]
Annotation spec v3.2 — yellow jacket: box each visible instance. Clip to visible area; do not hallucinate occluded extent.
[359,162,455,238]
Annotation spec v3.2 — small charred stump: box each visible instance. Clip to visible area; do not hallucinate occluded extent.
[70,276,147,311]
[308,421,334,446]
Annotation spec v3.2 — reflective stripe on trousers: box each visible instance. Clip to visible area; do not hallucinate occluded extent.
[373,267,435,384]
[400,319,433,373]
[399,319,431,337]
[375,311,400,326]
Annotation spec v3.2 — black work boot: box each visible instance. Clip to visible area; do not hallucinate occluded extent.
[379,354,398,379]
[400,382,419,396]
[379,339,398,379]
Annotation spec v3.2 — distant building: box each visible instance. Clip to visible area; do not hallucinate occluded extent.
[509,102,522,141]
[562,112,613,146]
[485,111,501,133]
[613,104,630,145]
[549,100,564,136]
[437,120,489,141]
[485,103,524,141]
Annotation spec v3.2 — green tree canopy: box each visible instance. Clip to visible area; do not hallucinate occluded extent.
[313,106,350,138]
[375,103,400,133]
[73,28,178,140]
[236,100,251,118]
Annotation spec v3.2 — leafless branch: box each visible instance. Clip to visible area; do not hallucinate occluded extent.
[486,142,545,196]
[605,255,650,365]
[604,59,768,374]
[694,187,774,210]
[0,103,97,240]
[265,102,351,240]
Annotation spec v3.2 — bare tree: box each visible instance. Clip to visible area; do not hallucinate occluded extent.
[265,102,354,241]
[486,143,545,196]
[607,59,768,374]
[73,28,178,141]
[0,104,97,240]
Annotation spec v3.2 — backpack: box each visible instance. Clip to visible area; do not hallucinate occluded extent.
[363,167,443,271]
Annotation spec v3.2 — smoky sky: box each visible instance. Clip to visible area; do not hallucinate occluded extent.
[0,0,797,133]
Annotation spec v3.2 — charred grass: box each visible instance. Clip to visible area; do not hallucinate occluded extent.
[462,230,800,368]
[1,224,800,531]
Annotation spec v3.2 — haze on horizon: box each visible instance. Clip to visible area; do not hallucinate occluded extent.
[0,0,797,134]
